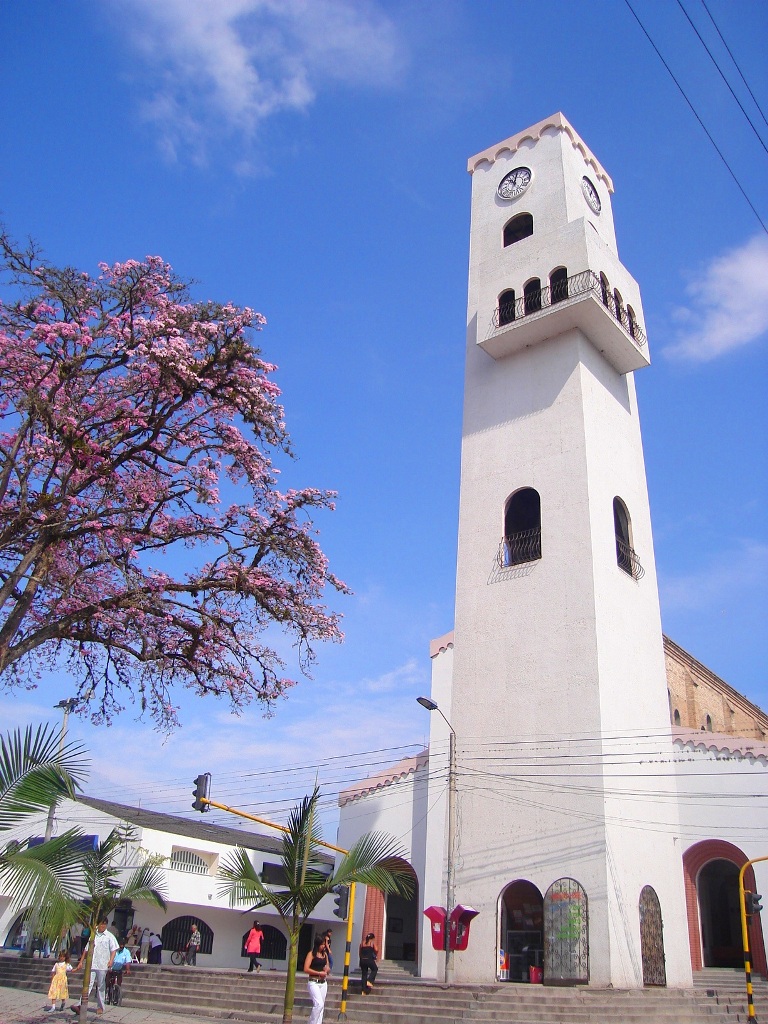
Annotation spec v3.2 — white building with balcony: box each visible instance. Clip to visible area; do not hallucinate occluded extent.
[0,795,338,969]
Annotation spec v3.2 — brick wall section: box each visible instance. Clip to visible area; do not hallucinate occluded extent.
[664,636,768,740]
[361,887,385,955]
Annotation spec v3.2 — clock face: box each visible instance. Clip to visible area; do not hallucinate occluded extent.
[581,176,601,214]
[497,166,532,200]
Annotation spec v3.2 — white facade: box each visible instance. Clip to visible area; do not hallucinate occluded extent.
[0,797,340,970]
[338,114,768,990]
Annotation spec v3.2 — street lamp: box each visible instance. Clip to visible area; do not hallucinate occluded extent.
[417,696,456,986]
[43,698,79,842]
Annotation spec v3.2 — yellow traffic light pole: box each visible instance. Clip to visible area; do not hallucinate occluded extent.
[199,797,357,1020]
[739,855,768,1024]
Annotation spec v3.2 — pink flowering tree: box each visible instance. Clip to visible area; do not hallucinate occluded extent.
[0,231,348,728]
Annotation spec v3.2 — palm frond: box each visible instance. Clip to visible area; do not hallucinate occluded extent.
[0,725,88,830]
[116,862,168,911]
[0,829,87,938]
[331,833,415,897]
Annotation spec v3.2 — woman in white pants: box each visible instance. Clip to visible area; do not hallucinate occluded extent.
[304,934,330,1024]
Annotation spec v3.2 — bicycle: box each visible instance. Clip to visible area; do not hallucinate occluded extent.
[105,969,124,1006]
[170,949,188,966]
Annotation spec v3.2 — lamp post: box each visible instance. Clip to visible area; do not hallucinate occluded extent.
[417,696,456,986]
[43,697,79,842]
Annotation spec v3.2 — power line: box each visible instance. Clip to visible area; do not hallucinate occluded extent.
[623,0,768,235]
[700,0,768,134]
[675,0,768,156]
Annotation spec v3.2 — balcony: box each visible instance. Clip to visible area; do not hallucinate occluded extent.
[616,537,645,581]
[480,270,650,374]
[497,528,542,568]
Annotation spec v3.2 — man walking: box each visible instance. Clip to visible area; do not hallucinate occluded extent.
[71,919,118,1016]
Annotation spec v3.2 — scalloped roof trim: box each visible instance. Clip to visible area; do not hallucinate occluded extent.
[338,749,429,806]
[673,727,768,764]
[467,112,614,192]
[430,630,455,658]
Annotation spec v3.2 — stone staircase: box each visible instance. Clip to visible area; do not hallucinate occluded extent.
[2,953,768,1023]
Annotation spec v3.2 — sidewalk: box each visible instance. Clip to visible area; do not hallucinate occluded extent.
[0,987,277,1024]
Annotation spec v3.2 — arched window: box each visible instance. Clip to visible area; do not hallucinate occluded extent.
[600,273,610,309]
[498,289,516,327]
[706,715,713,732]
[639,886,666,986]
[170,849,209,874]
[627,304,637,339]
[161,915,213,956]
[614,289,624,327]
[503,488,542,565]
[503,213,533,247]
[241,924,287,961]
[550,267,568,304]
[523,278,542,315]
[613,497,644,579]
[673,709,681,726]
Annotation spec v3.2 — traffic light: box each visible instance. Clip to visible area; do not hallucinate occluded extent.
[192,773,211,812]
[746,892,764,916]
[331,884,350,920]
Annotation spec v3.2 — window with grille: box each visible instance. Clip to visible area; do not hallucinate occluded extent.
[161,916,213,955]
[170,849,210,874]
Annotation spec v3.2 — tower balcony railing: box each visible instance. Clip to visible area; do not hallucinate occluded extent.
[616,537,645,580]
[497,528,542,567]
[490,270,647,348]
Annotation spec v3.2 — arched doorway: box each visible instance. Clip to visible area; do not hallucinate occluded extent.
[699,860,741,967]
[683,840,767,976]
[362,859,419,964]
[543,877,589,985]
[639,885,666,986]
[498,879,543,983]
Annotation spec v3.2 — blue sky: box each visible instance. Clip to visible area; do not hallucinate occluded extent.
[1,0,766,837]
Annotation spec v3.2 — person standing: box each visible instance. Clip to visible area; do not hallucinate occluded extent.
[186,923,201,966]
[321,929,333,972]
[139,928,150,964]
[44,951,73,1012]
[148,932,162,964]
[304,934,330,1024]
[71,919,118,1016]
[359,932,378,995]
[244,920,264,973]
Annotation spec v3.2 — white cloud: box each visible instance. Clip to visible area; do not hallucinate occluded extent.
[659,539,768,612]
[117,0,405,161]
[665,235,768,361]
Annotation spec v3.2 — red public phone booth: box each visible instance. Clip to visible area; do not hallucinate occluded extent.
[448,905,479,951]
[424,906,447,951]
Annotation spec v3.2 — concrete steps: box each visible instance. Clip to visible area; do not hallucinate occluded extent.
[2,953,767,1023]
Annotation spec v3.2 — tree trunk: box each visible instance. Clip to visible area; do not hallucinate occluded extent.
[78,931,96,1023]
[282,925,300,1024]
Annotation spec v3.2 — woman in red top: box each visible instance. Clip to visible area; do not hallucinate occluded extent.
[244,920,264,973]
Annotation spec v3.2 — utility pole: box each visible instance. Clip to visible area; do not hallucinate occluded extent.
[417,696,457,986]
[23,697,79,957]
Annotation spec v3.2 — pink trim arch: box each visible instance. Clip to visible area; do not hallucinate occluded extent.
[683,840,766,976]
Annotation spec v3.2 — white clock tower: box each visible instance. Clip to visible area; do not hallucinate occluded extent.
[422,114,691,988]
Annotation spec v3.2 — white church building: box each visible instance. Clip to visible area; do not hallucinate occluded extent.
[337,113,768,990]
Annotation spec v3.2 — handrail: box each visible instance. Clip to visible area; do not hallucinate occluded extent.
[616,537,645,580]
[497,528,542,567]
[492,270,647,348]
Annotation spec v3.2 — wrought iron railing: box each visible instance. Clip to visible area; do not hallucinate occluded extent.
[616,537,645,580]
[492,270,647,347]
[497,528,542,567]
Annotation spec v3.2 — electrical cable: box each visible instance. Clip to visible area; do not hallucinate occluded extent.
[623,0,768,235]
[700,0,768,133]
[675,0,768,156]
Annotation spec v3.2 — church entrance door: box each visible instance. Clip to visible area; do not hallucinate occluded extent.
[698,859,742,968]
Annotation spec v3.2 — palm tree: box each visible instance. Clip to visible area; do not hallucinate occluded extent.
[218,787,414,1024]
[0,724,88,942]
[73,824,168,1021]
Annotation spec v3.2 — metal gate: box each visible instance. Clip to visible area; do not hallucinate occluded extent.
[639,885,666,986]
[543,878,589,984]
